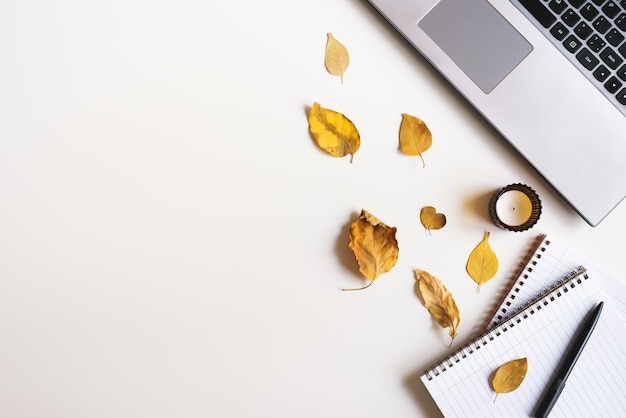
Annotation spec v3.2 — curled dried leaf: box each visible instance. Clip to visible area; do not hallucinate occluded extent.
[492,358,528,402]
[399,113,432,167]
[308,102,360,163]
[466,231,499,293]
[414,269,460,346]
[324,33,350,83]
[345,209,399,291]
[420,206,446,233]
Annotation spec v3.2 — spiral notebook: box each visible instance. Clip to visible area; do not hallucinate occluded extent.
[420,268,626,418]
[487,233,626,329]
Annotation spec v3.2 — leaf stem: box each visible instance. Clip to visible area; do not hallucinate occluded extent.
[342,281,373,291]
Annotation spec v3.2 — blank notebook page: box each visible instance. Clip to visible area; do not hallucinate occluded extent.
[421,271,626,417]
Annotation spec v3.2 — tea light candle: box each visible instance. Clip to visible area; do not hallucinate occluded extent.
[495,190,532,226]
[489,184,542,232]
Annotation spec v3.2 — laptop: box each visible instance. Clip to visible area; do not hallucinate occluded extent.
[366,0,626,226]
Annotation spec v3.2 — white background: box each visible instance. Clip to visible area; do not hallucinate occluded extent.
[1,1,625,417]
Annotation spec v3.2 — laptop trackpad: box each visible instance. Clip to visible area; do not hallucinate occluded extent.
[418,0,532,93]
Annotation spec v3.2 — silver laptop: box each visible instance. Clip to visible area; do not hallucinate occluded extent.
[366,0,626,226]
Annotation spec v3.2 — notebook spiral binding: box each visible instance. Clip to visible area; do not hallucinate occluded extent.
[484,234,550,329]
[423,267,589,381]
[485,234,548,330]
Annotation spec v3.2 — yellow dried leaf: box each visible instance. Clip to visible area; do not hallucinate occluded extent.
[324,33,350,83]
[466,231,499,293]
[344,209,399,291]
[420,206,446,233]
[308,102,360,163]
[399,113,432,167]
[414,269,460,346]
[492,358,528,402]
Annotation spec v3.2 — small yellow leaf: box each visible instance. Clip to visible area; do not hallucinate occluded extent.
[492,358,528,402]
[466,231,499,293]
[420,206,446,233]
[344,209,399,291]
[399,113,432,167]
[415,269,460,346]
[324,33,350,83]
[308,102,360,163]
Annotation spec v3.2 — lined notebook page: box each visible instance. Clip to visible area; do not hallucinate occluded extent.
[421,271,626,418]
[488,234,626,328]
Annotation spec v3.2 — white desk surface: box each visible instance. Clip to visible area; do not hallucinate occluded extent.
[2,1,625,417]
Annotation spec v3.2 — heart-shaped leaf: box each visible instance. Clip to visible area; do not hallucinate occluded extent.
[420,206,446,233]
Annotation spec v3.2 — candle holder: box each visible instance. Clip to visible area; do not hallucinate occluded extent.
[488,183,542,232]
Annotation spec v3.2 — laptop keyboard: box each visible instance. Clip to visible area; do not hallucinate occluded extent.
[514,0,626,116]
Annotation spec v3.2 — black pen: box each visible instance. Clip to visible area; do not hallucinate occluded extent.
[534,301,604,418]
